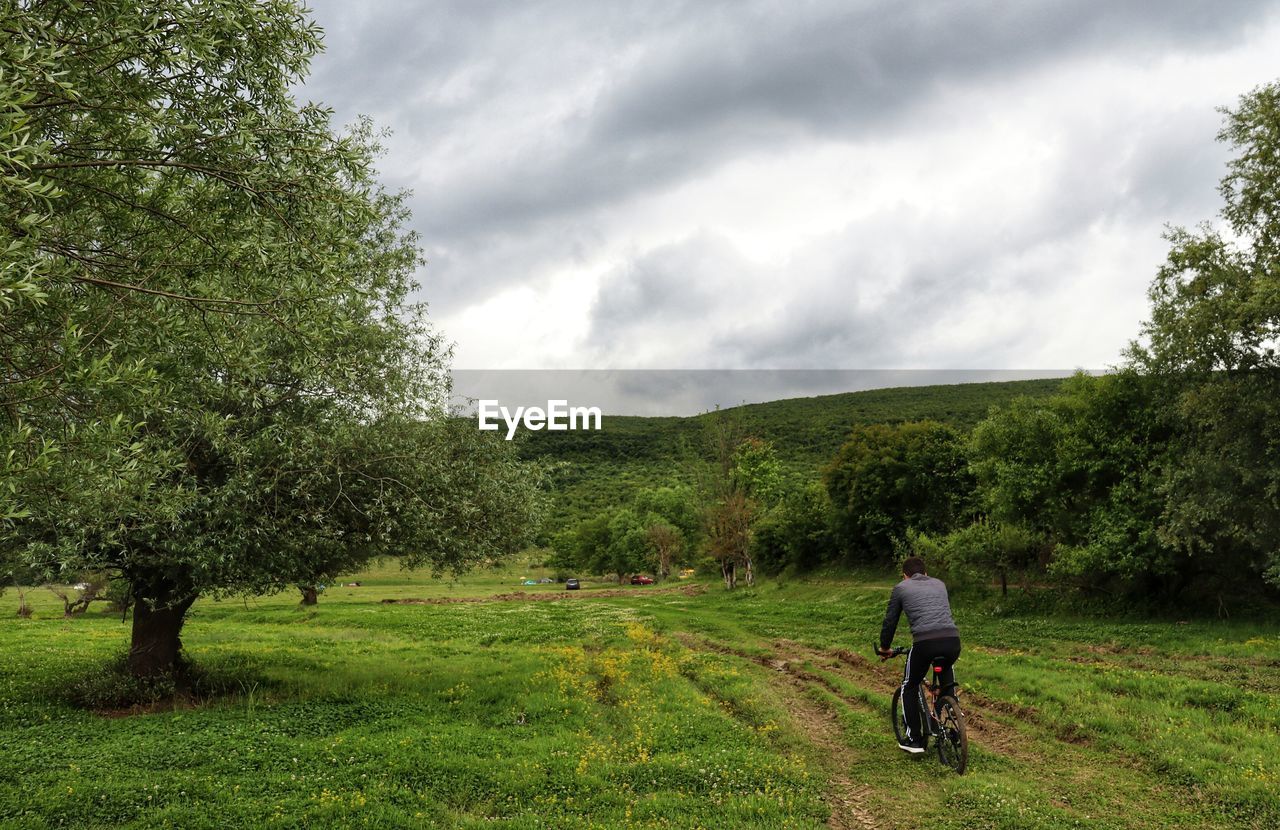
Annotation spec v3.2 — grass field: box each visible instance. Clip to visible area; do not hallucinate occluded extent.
[1,562,1277,829]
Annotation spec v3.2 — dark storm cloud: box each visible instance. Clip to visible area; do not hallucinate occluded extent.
[309,0,1275,249]
[592,0,1270,142]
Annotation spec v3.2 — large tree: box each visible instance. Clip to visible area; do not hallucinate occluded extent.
[1,1,543,676]
[1128,81,1280,593]
[633,485,699,580]
[750,481,835,575]
[823,421,972,562]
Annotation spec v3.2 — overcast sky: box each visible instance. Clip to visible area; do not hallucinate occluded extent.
[300,0,1280,379]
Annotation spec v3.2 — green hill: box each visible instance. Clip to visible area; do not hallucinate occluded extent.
[520,377,1068,536]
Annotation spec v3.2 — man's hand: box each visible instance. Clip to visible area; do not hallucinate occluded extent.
[877,646,893,661]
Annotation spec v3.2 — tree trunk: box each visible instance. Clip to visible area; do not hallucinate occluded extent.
[16,589,31,618]
[127,578,196,678]
[1000,569,1008,597]
[743,555,755,587]
[299,585,319,605]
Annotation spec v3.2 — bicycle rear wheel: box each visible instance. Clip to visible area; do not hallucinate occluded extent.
[935,695,968,774]
[890,686,927,750]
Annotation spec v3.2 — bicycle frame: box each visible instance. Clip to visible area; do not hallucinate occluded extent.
[916,663,948,737]
[876,642,969,774]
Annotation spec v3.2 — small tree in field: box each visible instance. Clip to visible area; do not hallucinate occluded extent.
[693,413,780,589]
[644,523,683,582]
[705,492,753,589]
[634,486,699,581]
[46,575,109,618]
[2,562,42,619]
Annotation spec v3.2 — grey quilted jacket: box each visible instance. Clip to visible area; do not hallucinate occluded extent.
[879,573,959,649]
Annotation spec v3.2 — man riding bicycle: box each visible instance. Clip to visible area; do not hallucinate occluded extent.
[877,556,961,753]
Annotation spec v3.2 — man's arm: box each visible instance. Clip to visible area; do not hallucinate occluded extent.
[879,584,903,651]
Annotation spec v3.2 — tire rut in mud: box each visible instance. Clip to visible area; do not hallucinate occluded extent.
[673,633,882,830]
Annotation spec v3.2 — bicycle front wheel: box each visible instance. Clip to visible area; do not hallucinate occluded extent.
[935,695,968,774]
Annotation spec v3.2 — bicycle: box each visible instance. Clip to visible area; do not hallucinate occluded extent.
[874,642,968,774]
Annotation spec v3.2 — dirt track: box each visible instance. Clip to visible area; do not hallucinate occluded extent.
[674,632,1051,828]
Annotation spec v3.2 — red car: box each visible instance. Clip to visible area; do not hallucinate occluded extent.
[629,575,654,585]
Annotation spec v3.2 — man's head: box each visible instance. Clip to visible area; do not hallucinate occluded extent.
[902,556,926,578]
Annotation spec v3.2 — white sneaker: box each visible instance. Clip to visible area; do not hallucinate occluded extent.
[897,740,926,754]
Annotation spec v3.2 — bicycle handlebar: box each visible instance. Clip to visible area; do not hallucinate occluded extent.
[871,641,909,659]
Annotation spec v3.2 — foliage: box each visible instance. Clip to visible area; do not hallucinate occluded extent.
[694,417,785,588]
[731,437,785,506]
[823,421,973,562]
[519,379,1065,534]
[0,0,544,675]
[909,521,1042,595]
[555,485,700,581]
[635,485,700,580]
[750,481,836,576]
[969,372,1177,593]
[1128,81,1280,591]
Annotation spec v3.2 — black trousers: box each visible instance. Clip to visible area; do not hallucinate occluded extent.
[901,637,961,742]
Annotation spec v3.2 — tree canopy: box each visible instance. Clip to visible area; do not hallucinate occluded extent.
[1,0,543,676]
[823,421,972,562]
[1128,82,1280,592]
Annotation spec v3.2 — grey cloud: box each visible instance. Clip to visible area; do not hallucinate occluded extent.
[407,0,1277,247]
[580,144,1168,371]
[593,0,1273,143]
[586,234,755,343]
[1117,107,1235,225]
[306,0,1278,248]
[296,0,1280,368]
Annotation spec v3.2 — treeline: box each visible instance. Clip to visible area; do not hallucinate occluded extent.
[554,368,1278,609]
[549,423,791,590]
[554,81,1280,610]
[521,378,1066,534]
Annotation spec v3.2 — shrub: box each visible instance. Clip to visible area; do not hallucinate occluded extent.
[910,521,1042,595]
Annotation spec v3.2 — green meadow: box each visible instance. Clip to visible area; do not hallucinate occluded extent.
[1,562,1277,829]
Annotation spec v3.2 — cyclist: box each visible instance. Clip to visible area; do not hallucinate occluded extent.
[877,555,961,753]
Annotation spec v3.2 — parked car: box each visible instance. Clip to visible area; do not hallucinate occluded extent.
[565,578,580,590]
[630,575,654,585]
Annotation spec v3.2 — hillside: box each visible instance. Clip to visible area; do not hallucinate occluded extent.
[520,377,1068,535]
